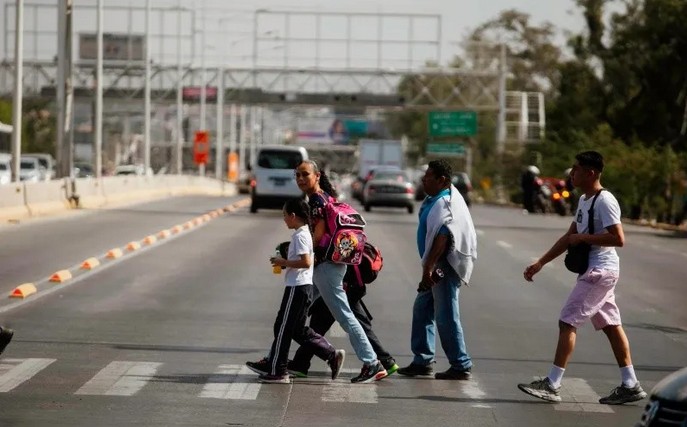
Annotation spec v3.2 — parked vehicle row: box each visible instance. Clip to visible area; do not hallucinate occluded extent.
[0,153,52,183]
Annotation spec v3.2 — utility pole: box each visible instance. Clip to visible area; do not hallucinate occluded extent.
[94,0,103,178]
[144,0,151,174]
[10,0,23,183]
[56,0,74,179]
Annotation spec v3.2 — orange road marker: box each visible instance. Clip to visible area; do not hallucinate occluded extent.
[126,241,141,251]
[171,225,183,234]
[80,257,101,270]
[158,229,172,239]
[106,248,123,259]
[143,235,157,245]
[50,270,72,283]
[9,283,37,298]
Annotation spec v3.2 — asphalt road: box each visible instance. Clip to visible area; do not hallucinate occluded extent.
[0,195,685,426]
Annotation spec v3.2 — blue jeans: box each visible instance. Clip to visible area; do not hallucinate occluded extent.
[314,262,377,365]
[410,264,472,371]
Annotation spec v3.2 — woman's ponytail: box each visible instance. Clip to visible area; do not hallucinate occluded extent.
[318,171,339,199]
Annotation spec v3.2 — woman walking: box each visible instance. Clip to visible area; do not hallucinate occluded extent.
[294,160,387,383]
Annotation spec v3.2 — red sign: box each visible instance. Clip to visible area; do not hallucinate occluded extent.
[193,130,210,165]
[182,86,218,102]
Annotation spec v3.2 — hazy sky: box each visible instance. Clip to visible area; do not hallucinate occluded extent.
[1,0,602,68]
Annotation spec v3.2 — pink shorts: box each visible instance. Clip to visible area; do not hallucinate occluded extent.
[559,268,621,330]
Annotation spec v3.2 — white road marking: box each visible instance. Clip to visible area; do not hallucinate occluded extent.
[461,377,491,408]
[496,241,513,249]
[475,229,485,237]
[555,378,614,413]
[200,365,261,400]
[322,368,377,404]
[329,323,347,338]
[75,361,161,396]
[0,358,55,392]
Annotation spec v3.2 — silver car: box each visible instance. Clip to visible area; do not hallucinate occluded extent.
[362,170,415,214]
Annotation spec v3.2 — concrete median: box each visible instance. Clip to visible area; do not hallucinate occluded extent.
[23,179,71,217]
[0,184,28,222]
[0,175,237,224]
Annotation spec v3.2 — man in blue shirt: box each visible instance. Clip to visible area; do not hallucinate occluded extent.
[398,159,476,380]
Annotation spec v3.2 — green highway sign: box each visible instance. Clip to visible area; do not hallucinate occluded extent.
[426,142,466,157]
[428,111,477,137]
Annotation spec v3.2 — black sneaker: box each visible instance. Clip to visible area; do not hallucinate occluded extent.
[435,367,472,380]
[0,327,13,355]
[381,358,400,376]
[599,383,648,405]
[351,361,388,384]
[246,357,270,376]
[397,362,434,377]
[286,360,308,378]
[327,349,346,380]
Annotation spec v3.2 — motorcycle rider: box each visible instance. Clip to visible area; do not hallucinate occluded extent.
[521,165,541,213]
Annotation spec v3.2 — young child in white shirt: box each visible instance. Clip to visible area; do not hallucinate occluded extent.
[246,198,345,383]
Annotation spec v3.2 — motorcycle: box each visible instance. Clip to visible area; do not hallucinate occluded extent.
[532,178,552,214]
[550,180,573,216]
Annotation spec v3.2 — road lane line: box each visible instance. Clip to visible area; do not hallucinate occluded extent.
[555,378,614,413]
[0,358,56,392]
[496,241,513,249]
[200,365,261,400]
[75,361,161,396]
[322,368,377,404]
[475,229,484,237]
[329,323,347,338]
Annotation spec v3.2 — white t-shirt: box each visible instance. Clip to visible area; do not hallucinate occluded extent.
[284,225,314,287]
[574,190,621,271]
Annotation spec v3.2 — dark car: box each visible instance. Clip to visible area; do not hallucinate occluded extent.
[451,172,473,207]
[636,367,687,426]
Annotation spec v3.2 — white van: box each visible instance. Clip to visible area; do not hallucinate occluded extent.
[250,145,308,213]
[23,153,55,180]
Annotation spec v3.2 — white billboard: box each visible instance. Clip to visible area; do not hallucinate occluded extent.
[79,33,145,61]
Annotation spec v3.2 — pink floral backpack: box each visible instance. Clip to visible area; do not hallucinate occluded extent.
[317,195,367,265]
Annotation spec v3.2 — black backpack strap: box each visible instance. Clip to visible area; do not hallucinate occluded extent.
[587,189,604,234]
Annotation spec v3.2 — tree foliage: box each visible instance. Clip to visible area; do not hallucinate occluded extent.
[390,0,687,222]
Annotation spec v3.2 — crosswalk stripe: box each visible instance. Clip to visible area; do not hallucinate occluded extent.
[75,361,161,396]
[200,365,261,400]
[461,377,491,408]
[0,358,56,392]
[322,368,377,404]
[555,378,614,413]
